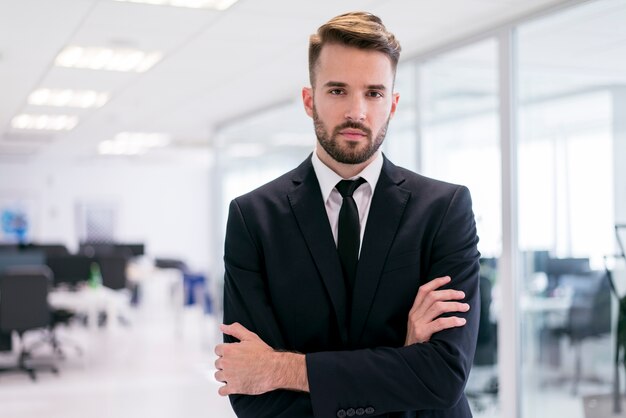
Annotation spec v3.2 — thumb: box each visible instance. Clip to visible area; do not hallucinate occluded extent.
[221,322,258,342]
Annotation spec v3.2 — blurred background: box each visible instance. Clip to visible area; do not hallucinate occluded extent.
[1,0,626,417]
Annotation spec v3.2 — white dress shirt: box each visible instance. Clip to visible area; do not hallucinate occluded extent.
[311,150,383,254]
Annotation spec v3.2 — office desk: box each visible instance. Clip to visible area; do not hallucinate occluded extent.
[521,293,572,313]
[49,286,128,332]
[521,293,572,371]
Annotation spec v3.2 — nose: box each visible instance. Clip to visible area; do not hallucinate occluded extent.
[344,95,366,122]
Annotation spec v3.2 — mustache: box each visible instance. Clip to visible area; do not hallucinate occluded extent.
[332,120,372,137]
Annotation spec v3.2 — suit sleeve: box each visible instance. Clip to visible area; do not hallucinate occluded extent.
[306,185,480,417]
[223,199,314,417]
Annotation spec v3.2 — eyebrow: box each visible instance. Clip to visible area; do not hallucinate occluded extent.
[323,81,388,91]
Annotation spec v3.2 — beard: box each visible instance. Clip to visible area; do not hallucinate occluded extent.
[313,106,389,165]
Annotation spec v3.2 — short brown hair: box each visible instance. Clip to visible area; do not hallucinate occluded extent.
[308,11,401,86]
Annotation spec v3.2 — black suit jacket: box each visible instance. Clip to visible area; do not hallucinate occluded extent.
[223,155,480,418]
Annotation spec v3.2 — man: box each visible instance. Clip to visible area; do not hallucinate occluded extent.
[215,12,480,418]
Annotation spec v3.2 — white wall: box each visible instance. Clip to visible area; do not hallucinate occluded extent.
[614,87,626,227]
[0,155,213,273]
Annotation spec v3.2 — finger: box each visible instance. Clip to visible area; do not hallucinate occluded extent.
[415,290,465,316]
[409,301,468,326]
[430,316,467,335]
[410,276,452,312]
[215,357,223,370]
[214,370,225,383]
[221,322,258,342]
[422,276,452,293]
[214,344,225,357]
[218,384,231,396]
[429,301,470,317]
[432,289,466,301]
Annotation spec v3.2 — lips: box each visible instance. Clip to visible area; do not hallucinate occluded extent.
[340,129,367,140]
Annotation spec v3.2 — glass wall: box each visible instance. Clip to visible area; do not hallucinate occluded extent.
[382,64,419,171]
[517,0,626,416]
[418,39,501,416]
[214,102,312,236]
[212,1,626,416]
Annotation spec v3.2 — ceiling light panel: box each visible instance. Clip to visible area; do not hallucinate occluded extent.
[55,46,162,72]
[112,0,239,11]
[98,132,171,155]
[28,89,110,108]
[11,114,79,131]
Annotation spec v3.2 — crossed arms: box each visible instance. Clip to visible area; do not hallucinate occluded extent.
[215,276,469,394]
[216,185,480,417]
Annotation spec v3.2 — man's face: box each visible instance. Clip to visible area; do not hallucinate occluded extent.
[303,43,399,165]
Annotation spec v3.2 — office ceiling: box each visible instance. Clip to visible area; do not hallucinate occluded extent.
[0,0,570,163]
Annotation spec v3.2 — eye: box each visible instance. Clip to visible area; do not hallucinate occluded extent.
[367,91,384,98]
[328,88,345,95]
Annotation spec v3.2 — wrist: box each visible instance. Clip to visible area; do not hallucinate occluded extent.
[270,351,309,392]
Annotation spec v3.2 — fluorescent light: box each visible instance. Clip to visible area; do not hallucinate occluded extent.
[98,132,170,155]
[115,132,170,147]
[226,143,266,158]
[28,89,110,108]
[55,46,163,73]
[99,139,144,155]
[11,114,78,131]
[113,0,239,10]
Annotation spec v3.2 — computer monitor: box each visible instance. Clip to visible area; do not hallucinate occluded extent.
[114,243,144,257]
[532,250,550,274]
[79,242,116,257]
[30,243,69,257]
[0,243,19,253]
[545,257,590,293]
[546,257,590,277]
[0,251,45,275]
[45,254,92,287]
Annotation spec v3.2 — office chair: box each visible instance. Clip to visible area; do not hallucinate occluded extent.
[96,254,129,291]
[552,270,612,395]
[154,257,189,272]
[95,255,133,326]
[0,266,58,380]
[46,254,92,288]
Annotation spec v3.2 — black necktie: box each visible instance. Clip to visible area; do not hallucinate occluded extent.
[336,178,367,293]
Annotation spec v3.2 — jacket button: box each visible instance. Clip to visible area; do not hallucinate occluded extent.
[337,409,347,418]
[346,408,355,416]
[365,406,375,415]
[356,408,365,416]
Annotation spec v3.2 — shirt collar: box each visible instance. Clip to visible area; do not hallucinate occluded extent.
[311,149,383,203]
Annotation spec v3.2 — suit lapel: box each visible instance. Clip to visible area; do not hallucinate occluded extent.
[350,158,410,342]
[287,157,349,345]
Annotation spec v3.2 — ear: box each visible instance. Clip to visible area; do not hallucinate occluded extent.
[389,92,400,120]
[302,87,314,118]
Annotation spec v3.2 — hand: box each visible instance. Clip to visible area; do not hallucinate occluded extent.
[405,276,469,346]
[214,322,277,396]
[214,323,309,396]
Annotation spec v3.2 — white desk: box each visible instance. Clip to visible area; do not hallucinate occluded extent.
[49,286,128,332]
[520,292,573,371]
[521,293,572,313]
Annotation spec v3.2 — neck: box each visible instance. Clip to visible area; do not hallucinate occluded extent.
[315,144,376,179]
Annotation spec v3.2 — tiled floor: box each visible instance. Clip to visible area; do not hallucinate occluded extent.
[0,275,235,418]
